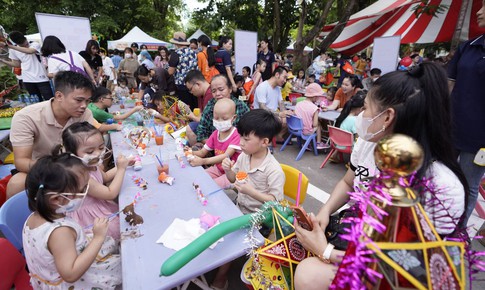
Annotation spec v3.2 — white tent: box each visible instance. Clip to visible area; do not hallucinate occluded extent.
[25,33,41,43]
[286,42,313,53]
[108,26,168,51]
[188,29,218,46]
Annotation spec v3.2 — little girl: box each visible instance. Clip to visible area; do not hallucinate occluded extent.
[113,75,130,99]
[23,154,121,289]
[293,69,306,91]
[320,86,337,108]
[334,90,366,135]
[188,98,241,188]
[58,122,133,241]
[247,59,267,101]
[295,83,327,149]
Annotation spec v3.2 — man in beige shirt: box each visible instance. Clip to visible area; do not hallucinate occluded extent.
[7,71,95,198]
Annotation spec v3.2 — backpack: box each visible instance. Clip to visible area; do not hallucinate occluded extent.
[50,51,90,79]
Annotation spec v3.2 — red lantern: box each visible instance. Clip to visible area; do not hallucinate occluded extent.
[400,56,412,67]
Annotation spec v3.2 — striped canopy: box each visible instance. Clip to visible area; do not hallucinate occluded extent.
[322,0,485,55]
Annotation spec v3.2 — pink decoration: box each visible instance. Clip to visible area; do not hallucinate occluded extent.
[199,211,220,230]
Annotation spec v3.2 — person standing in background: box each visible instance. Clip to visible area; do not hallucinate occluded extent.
[110,49,122,69]
[0,31,53,100]
[257,38,277,81]
[214,36,237,92]
[79,40,103,84]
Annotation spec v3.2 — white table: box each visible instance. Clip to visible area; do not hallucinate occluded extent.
[110,129,263,289]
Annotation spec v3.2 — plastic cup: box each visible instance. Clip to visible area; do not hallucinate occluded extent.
[135,100,143,106]
[193,108,200,117]
[155,135,164,145]
[157,164,169,175]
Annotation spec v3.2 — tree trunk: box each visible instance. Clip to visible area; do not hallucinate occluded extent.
[273,0,281,52]
[319,0,358,53]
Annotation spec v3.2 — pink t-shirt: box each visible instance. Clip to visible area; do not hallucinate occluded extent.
[204,127,241,173]
[295,100,318,135]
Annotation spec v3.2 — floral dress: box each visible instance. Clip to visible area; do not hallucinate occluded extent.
[23,215,121,289]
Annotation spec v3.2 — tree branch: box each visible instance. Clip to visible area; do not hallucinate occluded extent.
[319,0,358,53]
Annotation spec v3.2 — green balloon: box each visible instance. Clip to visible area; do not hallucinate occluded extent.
[160,202,292,276]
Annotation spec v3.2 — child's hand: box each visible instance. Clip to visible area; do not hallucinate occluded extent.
[114,124,123,131]
[116,154,131,169]
[222,158,235,171]
[92,217,109,239]
[188,155,205,167]
[234,181,255,196]
[134,105,143,112]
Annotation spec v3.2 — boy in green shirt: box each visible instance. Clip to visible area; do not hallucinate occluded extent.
[88,87,142,123]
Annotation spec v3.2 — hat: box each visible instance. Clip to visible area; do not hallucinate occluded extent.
[286,71,295,79]
[170,32,190,45]
[140,50,153,61]
[131,42,139,48]
[305,83,324,97]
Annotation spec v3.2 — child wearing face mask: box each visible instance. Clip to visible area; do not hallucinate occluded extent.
[113,76,130,98]
[189,98,241,188]
[23,153,121,289]
[53,122,134,241]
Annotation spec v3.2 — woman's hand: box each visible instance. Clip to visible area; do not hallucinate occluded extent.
[295,213,327,255]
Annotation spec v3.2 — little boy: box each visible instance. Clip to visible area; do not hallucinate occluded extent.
[189,98,241,188]
[88,87,142,123]
[222,109,285,214]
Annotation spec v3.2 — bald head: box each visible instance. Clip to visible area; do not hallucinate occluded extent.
[214,98,236,120]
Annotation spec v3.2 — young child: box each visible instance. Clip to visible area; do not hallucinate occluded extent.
[293,69,306,91]
[295,83,327,149]
[213,109,285,289]
[58,122,134,241]
[147,91,199,127]
[23,154,121,289]
[334,90,366,135]
[320,86,337,109]
[281,71,294,101]
[233,75,246,100]
[189,98,241,188]
[307,74,316,84]
[88,86,143,123]
[222,109,285,214]
[113,76,130,99]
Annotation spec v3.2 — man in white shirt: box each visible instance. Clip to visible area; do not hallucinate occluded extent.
[254,66,287,113]
[100,48,116,90]
[0,31,53,100]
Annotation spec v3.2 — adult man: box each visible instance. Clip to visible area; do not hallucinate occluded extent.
[253,66,287,113]
[130,42,139,63]
[7,71,95,197]
[362,68,381,91]
[184,70,214,145]
[168,31,198,110]
[0,31,53,100]
[100,48,116,90]
[111,49,122,69]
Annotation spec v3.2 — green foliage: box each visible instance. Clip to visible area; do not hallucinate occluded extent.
[412,0,449,18]
[0,0,183,47]
[0,66,25,100]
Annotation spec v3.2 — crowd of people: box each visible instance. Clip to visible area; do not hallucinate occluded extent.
[0,1,483,287]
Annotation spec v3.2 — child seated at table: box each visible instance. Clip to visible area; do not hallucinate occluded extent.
[23,153,121,289]
[281,72,294,101]
[188,98,241,188]
[147,91,200,128]
[320,86,337,108]
[113,75,130,99]
[295,83,327,150]
[54,122,134,241]
[88,86,143,123]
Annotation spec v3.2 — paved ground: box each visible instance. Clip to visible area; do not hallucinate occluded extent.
[184,142,485,289]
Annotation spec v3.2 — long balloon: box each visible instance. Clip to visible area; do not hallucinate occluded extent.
[160,202,292,276]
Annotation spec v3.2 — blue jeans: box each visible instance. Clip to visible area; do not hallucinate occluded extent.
[460,151,485,226]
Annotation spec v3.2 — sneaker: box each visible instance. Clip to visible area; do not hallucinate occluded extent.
[316,142,329,150]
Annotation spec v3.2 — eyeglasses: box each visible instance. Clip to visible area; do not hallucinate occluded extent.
[103,97,114,101]
[187,83,198,93]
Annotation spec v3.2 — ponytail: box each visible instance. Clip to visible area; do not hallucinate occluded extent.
[335,90,366,128]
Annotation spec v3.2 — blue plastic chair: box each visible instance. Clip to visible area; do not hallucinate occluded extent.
[280,115,318,161]
[0,191,31,253]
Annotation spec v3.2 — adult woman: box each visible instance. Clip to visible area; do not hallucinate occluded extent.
[294,62,468,289]
[325,75,362,111]
[214,36,237,91]
[197,35,217,83]
[136,64,176,99]
[154,46,169,69]
[257,38,276,81]
[79,40,103,83]
[41,35,95,83]
[118,47,139,89]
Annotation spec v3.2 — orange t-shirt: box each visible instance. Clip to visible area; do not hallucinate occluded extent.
[197,49,210,82]
[334,88,360,109]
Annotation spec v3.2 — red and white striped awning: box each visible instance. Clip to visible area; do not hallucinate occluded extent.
[322,0,485,55]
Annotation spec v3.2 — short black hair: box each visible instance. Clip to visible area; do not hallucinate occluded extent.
[140,44,147,49]
[54,71,94,96]
[92,86,111,102]
[41,35,66,57]
[113,49,120,55]
[234,75,244,84]
[26,153,88,222]
[370,68,382,76]
[136,64,151,77]
[308,74,316,79]
[272,66,288,77]
[189,38,198,45]
[184,69,206,84]
[131,42,139,48]
[9,31,26,45]
[124,47,133,54]
[237,109,282,140]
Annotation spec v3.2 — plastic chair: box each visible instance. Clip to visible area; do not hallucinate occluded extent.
[0,191,32,253]
[288,93,302,103]
[280,164,308,205]
[320,126,353,168]
[296,97,306,103]
[280,115,318,161]
[0,238,33,290]
[474,176,485,218]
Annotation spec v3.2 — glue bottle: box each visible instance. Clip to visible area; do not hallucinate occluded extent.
[133,156,142,171]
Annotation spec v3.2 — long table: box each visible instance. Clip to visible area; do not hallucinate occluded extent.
[110,128,262,289]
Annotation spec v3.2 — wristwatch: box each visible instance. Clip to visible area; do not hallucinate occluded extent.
[317,243,335,264]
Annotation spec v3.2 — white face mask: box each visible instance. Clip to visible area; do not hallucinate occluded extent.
[125,54,132,59]
[213,119,233,132]
[47,185,89,214]
[73,148,110,166]
[355,111,386,142]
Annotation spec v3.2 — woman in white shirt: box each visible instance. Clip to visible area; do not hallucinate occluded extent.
[294,62,468,290]
[41,35,95,83]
